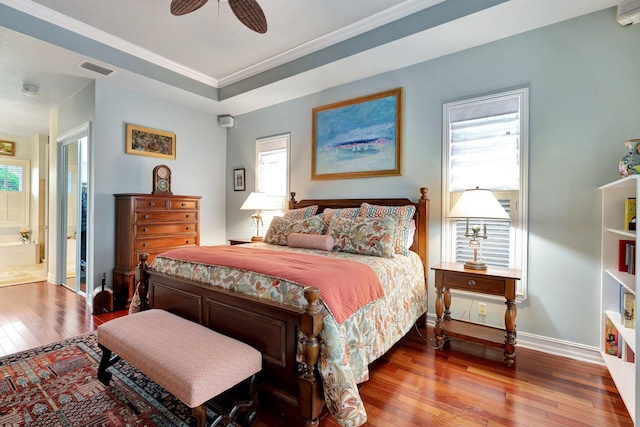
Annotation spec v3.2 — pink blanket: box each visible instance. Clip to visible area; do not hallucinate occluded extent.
[158,246,384,324]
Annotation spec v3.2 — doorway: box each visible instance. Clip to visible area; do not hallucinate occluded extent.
[57,124,90,297]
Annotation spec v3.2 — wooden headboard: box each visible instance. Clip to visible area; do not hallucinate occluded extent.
[288,187,430,279]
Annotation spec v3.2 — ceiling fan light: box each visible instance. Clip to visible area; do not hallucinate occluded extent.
[170,0,209,16]
[229,0,267,33]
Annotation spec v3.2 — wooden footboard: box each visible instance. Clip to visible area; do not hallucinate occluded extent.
[134,255,325,426]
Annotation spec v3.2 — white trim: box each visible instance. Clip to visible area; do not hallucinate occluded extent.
[425,313,604,366]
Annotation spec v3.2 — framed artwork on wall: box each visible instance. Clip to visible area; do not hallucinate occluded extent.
[0,140,15,156]
[312,87,403,180]
[125,124,176,159]
[233,168,246,191]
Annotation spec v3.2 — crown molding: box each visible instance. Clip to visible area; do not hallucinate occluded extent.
[218,0,445,87]
[1,0,219,86]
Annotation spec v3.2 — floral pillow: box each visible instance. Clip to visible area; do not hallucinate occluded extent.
[322,207,360,230]
[359,203,416,256]
[263,215,324,246]
[327,216,396,258]
[283,205,318,221]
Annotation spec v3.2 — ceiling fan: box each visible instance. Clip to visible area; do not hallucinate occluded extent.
[170,0,267,34]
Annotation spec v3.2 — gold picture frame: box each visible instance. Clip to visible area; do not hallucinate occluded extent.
[312,87,403,180]
[125,124,176,159]
[0,140,15,156]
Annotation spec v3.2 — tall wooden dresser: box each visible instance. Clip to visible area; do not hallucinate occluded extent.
[113,193,201,309]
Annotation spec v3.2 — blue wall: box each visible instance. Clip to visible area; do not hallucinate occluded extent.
[225,8,640,348]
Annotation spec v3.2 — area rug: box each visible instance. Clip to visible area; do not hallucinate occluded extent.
[0,263,46,288]
[0,332,208,426]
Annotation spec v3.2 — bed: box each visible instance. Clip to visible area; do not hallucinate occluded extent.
[133,188,430,427]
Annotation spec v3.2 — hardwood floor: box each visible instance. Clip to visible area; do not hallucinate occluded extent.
[0,281,633,426]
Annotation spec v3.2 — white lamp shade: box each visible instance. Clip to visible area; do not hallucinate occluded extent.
[447,188,510,220]
[240,192,274,211]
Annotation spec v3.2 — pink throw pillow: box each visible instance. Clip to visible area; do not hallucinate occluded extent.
[287,233,334,251]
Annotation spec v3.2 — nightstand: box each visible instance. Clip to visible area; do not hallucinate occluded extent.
[431,262,521,367]
[228,238,253,245]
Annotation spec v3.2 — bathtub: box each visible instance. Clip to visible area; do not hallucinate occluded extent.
[0,242,40,268]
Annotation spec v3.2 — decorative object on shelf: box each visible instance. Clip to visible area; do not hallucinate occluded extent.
[170,0,267,34]
[0,140,15,156]
[125,124,176,159]
[19,227,30,244]
[312,88,403,180]
[619,138,640,177]
[152,165,172,195]
[447,187,511,270]
[233,168,245,191]
[240,192,274,241]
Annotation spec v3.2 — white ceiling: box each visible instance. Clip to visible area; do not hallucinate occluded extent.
[0,0,619,137]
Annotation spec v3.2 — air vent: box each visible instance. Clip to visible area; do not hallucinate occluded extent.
[79,61,115,76]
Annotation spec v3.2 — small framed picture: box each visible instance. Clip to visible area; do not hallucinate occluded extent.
[233,168,245,191]
[0,140,15,156]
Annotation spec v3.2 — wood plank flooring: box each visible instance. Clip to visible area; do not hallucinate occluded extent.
[0,281,633,427]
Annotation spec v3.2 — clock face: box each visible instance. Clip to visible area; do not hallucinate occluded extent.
[157,166,170,179]
[157,179,169,191]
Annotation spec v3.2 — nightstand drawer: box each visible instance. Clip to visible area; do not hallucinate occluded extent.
[442,272,505,295]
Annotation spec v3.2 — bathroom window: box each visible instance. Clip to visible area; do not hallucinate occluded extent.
[0,158,30,227]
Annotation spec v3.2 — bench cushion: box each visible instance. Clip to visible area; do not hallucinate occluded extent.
[97,309,262,408]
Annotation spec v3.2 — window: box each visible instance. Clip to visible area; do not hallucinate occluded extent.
[256,133,290,234]
[0,158,30,227]
[442,88,528,299]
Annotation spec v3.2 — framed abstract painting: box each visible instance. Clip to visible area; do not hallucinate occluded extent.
[312,87,403,180]
[125,124,176,159]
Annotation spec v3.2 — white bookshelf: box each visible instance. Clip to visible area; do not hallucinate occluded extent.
[600,176,639,424]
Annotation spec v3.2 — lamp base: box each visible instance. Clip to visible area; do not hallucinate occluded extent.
[464,260,487,271]
[251,236,264,242]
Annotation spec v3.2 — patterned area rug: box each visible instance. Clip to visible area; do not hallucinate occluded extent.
[0,263,46,288]
[0,333,206,426]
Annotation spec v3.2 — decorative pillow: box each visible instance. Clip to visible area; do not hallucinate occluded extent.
[263,215,325,246]
[327,216,396,258]
[406,219,416,249]
[321,207,360,230]
[287,233,334,251]
[284,205,318,221]
[359,203,416,256]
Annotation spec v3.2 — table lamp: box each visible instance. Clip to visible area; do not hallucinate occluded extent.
[447,187,511,270]
[240,192,274,241]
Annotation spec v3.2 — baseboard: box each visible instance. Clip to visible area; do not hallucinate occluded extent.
[47,272,56,284]
[425,312,603,366]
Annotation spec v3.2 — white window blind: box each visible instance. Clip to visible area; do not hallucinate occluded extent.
[0,159,30,227]
[256,134,290,235]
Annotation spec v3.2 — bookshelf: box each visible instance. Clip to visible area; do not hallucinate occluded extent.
[600,176,639,424]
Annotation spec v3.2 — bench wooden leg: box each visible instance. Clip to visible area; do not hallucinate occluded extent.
[97,344,120,385]
[192,405,207,427]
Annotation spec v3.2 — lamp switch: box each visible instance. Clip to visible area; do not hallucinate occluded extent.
[478,303,487,316]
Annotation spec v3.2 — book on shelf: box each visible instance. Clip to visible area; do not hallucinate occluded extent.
[605,318,619,356]
[628,243,636,275]
[623,290,636,329]
[619,239,635,272]
[625,197,636,231]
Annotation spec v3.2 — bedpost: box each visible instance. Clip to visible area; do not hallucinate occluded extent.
[418,187,430,281]
[299,286,324,426]
[289,192,297,210]
[134,253,150,311]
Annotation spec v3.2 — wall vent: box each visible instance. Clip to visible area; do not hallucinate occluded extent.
[79,61,115,76]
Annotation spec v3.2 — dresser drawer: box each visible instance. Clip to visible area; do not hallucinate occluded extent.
[134,197,171,210]
[170,199,199,210]
[134,211,198,223]
[442,272,505,295]
[135,223,197,237]
[134,236,197,251]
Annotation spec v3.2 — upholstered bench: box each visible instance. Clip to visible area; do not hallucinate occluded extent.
[96,309,262,427]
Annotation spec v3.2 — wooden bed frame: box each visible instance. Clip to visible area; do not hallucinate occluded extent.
[134,188,430,426]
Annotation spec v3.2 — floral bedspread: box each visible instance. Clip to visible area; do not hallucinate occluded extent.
[149,243,427,427]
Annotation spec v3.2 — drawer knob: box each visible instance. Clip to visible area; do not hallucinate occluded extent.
[186,214,190,218]
[143,243,149,247]
[467,280,476,286]
[149,202,155,206]
[186,240,191,244]
[185,226,190,230]
[143,228,149,232]
[181,203,186,207]
[144,214,149,219]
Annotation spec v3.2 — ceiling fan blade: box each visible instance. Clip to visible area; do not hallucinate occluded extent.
[228,0,268,34]
[171,0,208,16]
